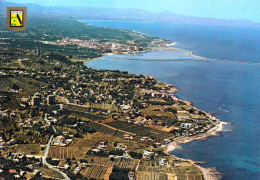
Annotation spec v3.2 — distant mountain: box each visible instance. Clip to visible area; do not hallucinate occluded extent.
[1,0,259,26]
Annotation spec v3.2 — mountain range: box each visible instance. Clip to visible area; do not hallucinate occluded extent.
[0,0,259,26]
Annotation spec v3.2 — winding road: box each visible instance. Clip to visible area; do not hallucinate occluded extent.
[42,113,70,180]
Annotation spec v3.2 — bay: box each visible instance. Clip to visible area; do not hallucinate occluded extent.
[84,20,260,180]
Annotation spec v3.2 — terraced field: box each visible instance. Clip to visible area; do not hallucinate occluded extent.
[105,121,175,140]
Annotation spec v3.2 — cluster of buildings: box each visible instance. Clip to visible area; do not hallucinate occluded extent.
[57,38,144,54]
[52,134,73,146]
[0,153,44,179]
[32,92,55,106]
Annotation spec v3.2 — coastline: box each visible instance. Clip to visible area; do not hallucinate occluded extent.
[84,42,211,64]
[162,82,228,180]
[164,120,227,156]
[163,116,227,180]
[83,37,229,180]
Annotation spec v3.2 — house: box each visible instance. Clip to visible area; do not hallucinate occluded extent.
[140,136,151,142]
[154,142,161,147]
[143,150,154,159]
[65,139,73,144]
[9,169,18,174]
[80,162,88,168]
[115,143,127,151]
[64,164,70,169]
[122,104,131,110]
[177,112,191,121]
[123,155,131,160]
[74,167,81,173]
[33,170,40,175]
[159,158,168,167]
[181,123,193,129]
[128,171,135,179]
[98,142,107,149]
[32,121,38,125]
[91,149,100,153]
[14,174,20,178]
[124,134,133,140]
[53,135,64,145]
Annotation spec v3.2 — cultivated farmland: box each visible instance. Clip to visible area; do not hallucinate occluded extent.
[105,121,175,140]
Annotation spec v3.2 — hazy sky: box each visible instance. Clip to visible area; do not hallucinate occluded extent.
[5,0,260,22]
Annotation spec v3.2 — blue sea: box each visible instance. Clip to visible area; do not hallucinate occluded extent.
[83,20,260,180]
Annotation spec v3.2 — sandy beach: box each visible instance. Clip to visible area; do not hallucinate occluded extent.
[164,120,227,180]
[164,121,227,153]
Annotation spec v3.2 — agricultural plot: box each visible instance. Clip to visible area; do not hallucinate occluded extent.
[13,144,44,156]
[49,133,112,160]
[141,105,176,118]
[187,175,204,180]
[97,125,117,136]
[84,156,115,167]
[87,122,135,139]
[48,146,89,160]
[136,171,167,180]
[105,121,175,140]
[87,122,118,136]
[137,159,203,180]
[69,137,97,149]
[77,132,139,150]
[175,166,202,179]
[70,110,107,121]
[82,166,108,180]
[84,156,138,170]
[113,158,136,169]
[81,156,138,179]
[85,102,119,112]
[64,104,107,120]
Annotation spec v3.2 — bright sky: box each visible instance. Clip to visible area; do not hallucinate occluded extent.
[5,0,260,22]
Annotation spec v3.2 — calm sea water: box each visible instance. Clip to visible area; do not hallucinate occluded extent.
[83,20,260,180]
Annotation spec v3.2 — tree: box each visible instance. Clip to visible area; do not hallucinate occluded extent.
[129,151,142,159]
[12,84,20,90]
[109,166,130,180]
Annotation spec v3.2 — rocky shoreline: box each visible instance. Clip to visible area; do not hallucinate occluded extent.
[86,41,229,180]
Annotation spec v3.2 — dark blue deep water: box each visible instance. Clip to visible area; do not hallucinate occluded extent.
[83,20,260,180]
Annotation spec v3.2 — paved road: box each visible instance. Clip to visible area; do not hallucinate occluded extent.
[71,86,76,97]
[44,113,56,133]
[43,114,70,180]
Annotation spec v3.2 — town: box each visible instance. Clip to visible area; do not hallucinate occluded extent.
[57,38,144,54]
[0,17,221,180]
